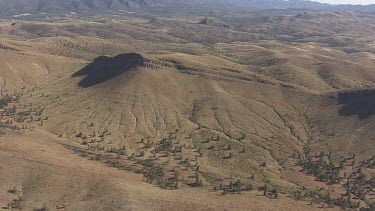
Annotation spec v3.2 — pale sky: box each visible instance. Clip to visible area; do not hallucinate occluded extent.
[313,0,374,5]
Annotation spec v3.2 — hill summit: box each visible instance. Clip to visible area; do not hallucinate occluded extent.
[72,53,145,88]
[198,17,230,28]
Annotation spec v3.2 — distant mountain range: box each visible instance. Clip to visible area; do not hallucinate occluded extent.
[215,0,375,12]
[0,0,374,16]
[0,0,185,16]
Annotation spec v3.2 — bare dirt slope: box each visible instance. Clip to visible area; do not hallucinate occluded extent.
[18,51,375,201]
[0,10,375,210]
[0,129,327,211]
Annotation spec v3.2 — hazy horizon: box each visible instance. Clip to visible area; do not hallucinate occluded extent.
[312,0,373,5]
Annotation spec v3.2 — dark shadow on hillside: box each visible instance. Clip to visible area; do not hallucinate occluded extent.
[338,89,375,119]
[72,53,145,88]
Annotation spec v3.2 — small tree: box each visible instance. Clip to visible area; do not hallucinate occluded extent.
[263,184,268,196]
[195,172,202,187]
[235,180,242,193]
[271,188,279,199]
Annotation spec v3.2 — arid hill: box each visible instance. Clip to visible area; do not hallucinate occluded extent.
[198,17,230,28]
[0,9,374,211]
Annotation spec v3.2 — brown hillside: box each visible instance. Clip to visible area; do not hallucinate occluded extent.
[0,10,374,210]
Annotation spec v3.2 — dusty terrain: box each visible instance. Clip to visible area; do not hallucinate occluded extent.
[0,129,330,210]
[0,8,374,211]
